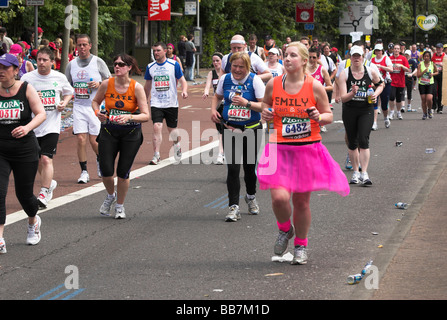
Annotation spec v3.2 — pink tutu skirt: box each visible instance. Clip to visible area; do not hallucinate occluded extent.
[257,142,350,197]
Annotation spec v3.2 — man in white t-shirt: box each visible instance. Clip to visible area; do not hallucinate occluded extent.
[65,34,111,183]
[21,47,74,208]
[221,34,272,83]
[144,42,188,165]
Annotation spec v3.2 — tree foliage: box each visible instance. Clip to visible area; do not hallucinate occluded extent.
[1,0,446,67]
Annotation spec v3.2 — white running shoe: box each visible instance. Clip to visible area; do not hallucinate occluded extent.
[291,245,308,265]
[27,215,41,245]
[384,118,391,128]
[372,122,378,131]
[215,153,225,165]
[150,154,160,165]
[0,238,6,254]
[174,143,182,162]
[100,192,117,216]
[397,111,403,120]
[360,172,373,186]
[245,195,259,215]
[389,110,395,120]
[114,206,126,219]
[37,190,49,209]
[350,171,361,184]
[225,205,241,222]
[47,180,57,202]
[77,170,90,184]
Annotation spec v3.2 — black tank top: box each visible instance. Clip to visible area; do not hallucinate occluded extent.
[0,82,40,161]
[344,66,373,108]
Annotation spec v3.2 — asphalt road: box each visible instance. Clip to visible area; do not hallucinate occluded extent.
[1,77,446,305]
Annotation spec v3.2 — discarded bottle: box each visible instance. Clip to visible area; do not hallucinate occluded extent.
[87,78,93,94]
[425,148,436,154]
[361,260,373,276]
[347,273,363,285]
[367,85,374,104]
[395,202,408,210]
[395,141,403,147]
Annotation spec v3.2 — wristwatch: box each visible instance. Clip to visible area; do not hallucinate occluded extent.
[246,101,252,109]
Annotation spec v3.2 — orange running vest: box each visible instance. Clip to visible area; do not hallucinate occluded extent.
[270,75,321,143]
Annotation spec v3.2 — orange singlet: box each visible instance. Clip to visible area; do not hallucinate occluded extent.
[270,74,321,144]
[104,78,139,124]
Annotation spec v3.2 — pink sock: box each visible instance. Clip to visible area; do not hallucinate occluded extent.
[277,220,291,232]
[294,237,308,247]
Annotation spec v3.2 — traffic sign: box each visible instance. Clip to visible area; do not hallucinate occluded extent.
[304,23,315,31]
[26,0,44,5]
[148,0,171,21]
[0,0,10,8]
[296,2,314,23]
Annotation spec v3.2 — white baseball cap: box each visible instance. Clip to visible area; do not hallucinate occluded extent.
[373,44,384,52]
[268,48,280,55]
[350,45,364,56]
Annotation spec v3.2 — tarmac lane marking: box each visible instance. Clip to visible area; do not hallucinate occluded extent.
[5,140,219,226]
[34,283,86,300]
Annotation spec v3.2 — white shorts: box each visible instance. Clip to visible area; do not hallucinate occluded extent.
[73,105,101,136]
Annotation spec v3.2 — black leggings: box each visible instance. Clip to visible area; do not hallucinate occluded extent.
[342,105,374,150]
[98,126,143,179]
[0,157,39,225]
[222,127,262,206]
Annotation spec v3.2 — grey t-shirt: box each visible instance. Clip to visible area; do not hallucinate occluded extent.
[65,54,111,84]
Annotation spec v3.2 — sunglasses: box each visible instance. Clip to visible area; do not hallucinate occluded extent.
[309,56,318,59]
[114,62,128,67]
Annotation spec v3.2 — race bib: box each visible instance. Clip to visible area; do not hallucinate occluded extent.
[420,72,431,85]
[74,82,90,99]
[392,64,401,73]
[281,117,311,139]
[228,104,251,122]
[109,109,133,125]
[0,99,21,122]
[154,75,170,92]
[41,89,57,111]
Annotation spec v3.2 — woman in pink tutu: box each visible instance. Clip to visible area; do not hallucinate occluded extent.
[258,42,350,265]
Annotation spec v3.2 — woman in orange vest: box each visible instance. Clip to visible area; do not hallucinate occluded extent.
[92,53,149,219]
[258,42,349,265]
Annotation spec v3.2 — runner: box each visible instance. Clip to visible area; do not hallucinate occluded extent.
[144,42,188,165]
[307,47,333,93]
[338,45,384,186]
[417,50,438,120]
[388,43,410,120]
[221,34,272,83]
[257,42,349,265]
[248,34,266,61]
[404,49,418,112]
[432,43,446,113]
[0,53,46,253]
[370,43,393,129]
[203,52,225,164]
[65,34,111,183]
[265,48,284,80]
[211,52,265,222]
[21,47,74,209]
[93,54,149,219]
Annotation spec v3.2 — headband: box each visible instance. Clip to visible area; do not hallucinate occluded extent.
[230,40,246,45]
[213,52,223,60]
